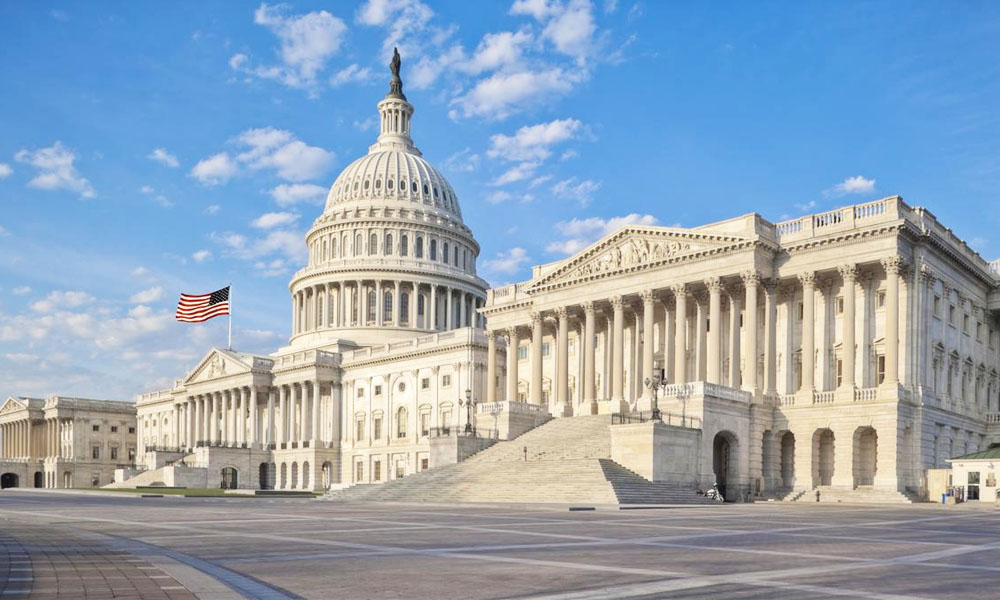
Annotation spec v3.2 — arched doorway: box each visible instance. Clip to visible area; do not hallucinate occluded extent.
[33,471,43,488]
[779,432,795,489]
[259,462,272,490]
[853,427,877,487]
[712,431,738,501]
[813,429,835,487]
[63,471,72,488]
[221,467,238,490]
[280,463,288,489]
[322,461,333,489]
[1,473,19,488]
[291,462,299,489]
[302,461,310,490]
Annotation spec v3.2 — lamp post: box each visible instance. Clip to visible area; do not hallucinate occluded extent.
[459,388,474,434]
[643,361,666,421]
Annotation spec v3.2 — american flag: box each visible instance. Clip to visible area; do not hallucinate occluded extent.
[175,286,230,323]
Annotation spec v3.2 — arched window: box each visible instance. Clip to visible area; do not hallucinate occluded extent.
[384,291,393,321]
[369,233,378,255]
[462,249,467,269]
[423,184,429,195]
[387,178,394,190]
[384,233,393,255]
[411,181,417,193]
[401,292,409,322]
[367,291,376,323]
[415,236,423,258]
[453,245,459,266]
[331,237,338,258]
[363,180,370,190]
[322,239,327,261]
[401,234,408,256]
[433,187,438,199]
[430,239,437,261]
[417,294,425,317]
[443,242,449,263]
[396,407,408,438]
[355,234,363,256]
[375,179,381,189]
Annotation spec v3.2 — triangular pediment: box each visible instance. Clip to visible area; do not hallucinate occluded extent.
[527,226,753,290]
[0,397,27,415]
[184,348,252,384]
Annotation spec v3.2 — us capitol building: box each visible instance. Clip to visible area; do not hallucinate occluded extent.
[33,54,1000,502]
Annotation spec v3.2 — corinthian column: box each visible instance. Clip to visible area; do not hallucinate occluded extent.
[882,256,903,385]
[743,270,761,392]
[799,271,816,392]
[640,290,655,400]
[611,296,625,406]
[506,327,519,402]
[531,312,544,404]
[672,285,688,384]
[583,301,596,412]
[556,307,570,416]
[705,278,722,384]
[838,264,858,389]
[486,330,497,404]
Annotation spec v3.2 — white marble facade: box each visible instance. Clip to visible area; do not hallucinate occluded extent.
[482,199,1000,499]
[0,396,137,489]
[134,64,490,491]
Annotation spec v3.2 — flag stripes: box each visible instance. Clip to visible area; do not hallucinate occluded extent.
[175,286,230,323]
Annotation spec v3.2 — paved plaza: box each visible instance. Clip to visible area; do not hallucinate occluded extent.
[0,492,998,599]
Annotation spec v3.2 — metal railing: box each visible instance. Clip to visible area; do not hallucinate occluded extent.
[612,411,702,428]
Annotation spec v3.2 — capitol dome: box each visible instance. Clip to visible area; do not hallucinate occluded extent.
[288,50,488,349]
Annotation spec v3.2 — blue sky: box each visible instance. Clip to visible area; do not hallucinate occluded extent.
[1,1,999,399]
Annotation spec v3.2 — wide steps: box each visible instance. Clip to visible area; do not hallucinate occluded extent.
[787,486,913,504]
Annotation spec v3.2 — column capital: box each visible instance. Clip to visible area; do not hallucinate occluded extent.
[704,277,723,293]
[582,300,595,315]
[669,283,688,297]
[505,326,519,340]
[639,289,655,303]
[761,278,778,295]
[797,271,816,287]
[486,329,496,341]
[919,262,936,284]
[530,310,543,325]
[881,255,905,275]
[741,270,761,287]
[610,295,624,310]
[555,306,568,320]
[662,295,676,310]
[837,263,858,282]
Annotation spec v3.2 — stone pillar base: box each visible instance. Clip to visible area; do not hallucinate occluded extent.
[553,403,573,418]
[597,399,631,415]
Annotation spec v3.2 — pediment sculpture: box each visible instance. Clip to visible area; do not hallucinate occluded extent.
[573,238,694,278]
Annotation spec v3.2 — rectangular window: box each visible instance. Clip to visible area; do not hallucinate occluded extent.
[877,290,887,308]
[542,343,551,357]
[949,305,956,324]
[128,426,135,434]
[877,355,886,384]
[442,374,451,387]
[836,297,844,314]
[933,295,941,316]
[127,447,136,461]
[110,447,119,460]
[373,418,382,440]
[374,385,382,396]
[92,424,100,432]
[374,460,382,481]
[357,387,365,398]
[421,413,430,437]
[355,461,364,482]
[421,377,430,389]
[977,321,983,341]
[421,457,429,471]
[518,346,527,360]
[92,446,100,459]
[836,359,843,387]
[441,410,451,429]
[111,426,118,433]
[797,303,803,320]
[356,420,365,442]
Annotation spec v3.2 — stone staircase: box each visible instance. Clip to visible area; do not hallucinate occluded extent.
[324,415,714,505]
[104,466,165,489]
[787,486,915,504]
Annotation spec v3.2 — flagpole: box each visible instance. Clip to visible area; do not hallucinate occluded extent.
[228,283,233,351]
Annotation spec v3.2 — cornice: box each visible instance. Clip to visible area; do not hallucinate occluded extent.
[342,340,487,369]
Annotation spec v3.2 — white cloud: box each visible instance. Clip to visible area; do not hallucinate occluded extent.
[442,148,480,173]
[140,185,154,194]
[487,118,584,162]
[825,175,876,197]
[31,290,95,313]
[491,161,540,186]
[486,191,512,204]
[795,200,817,212]
[330,63,374,86]
[14,142,95,198]
[5,353,39,363]
[235,127,335,181]
[129,286,163,304]
[12,286,31,296]
[551,176,601,206]
[541,0,597,63]
[449,67,582,120]
[233,3,348,91]
[546,213,658,255]
[190,152,239,186]
[510,0,560,20]
[204,204,221,215]
[212,227,305,276]
[481,246,532,275]
[463,29,533,75]
[131,267,148,276]
[357,0,435,58]
[192,249,212,263]
[270,183,328,206]
[252,211,299,229]
[0,163,12,178]
[353,117,377,131]
[148,148,180,168]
